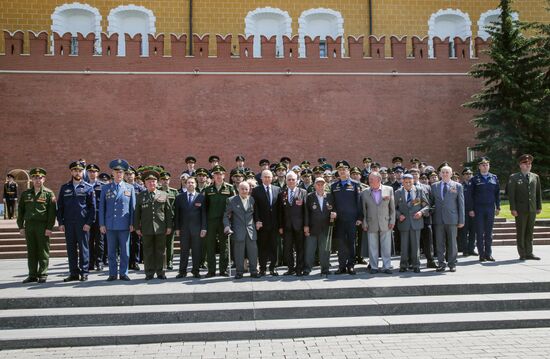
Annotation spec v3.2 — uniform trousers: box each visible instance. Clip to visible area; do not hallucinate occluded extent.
[64,222,89,276]
[142,233,166,277]
[25,220,50,278]
[106,230,130,277]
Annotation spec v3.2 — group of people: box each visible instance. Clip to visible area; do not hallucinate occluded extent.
[13,153,543,283]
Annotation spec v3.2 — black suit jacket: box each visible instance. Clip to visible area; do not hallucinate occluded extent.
[251,184,280,230]
[278,187,307,231]
[304,192,334,235]
[174,192,207,235]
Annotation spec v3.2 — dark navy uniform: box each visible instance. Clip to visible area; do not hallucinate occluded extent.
[469,171,500,260]
[3,178,18,219]
[130,181,146,268]
[57,170,96,280]
[331,162,362,273]
[460,177,477,256]
[88,178,104,270]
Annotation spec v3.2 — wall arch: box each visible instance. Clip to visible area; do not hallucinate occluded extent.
[298,8,344,58]
[107,5,156,56]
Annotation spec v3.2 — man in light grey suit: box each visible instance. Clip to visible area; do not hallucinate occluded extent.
[430,165,465,272]
[361,172,396,274]
[395,174,430,273]
[223,181,259,279]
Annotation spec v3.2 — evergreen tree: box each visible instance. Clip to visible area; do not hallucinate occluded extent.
[464,0,549,185]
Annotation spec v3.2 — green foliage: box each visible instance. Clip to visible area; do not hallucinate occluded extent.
[463,0,549,186]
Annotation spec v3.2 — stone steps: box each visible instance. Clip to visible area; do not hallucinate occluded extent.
[1,281,550,349]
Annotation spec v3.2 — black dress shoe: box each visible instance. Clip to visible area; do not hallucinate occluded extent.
[486,256,495,262]
[176,272,187,279]
[107,276,117,281]
[38,277,47,283]
[235,273,243,279]
[348,269,356,275]
[449,267,456,272]
[22,277,38,284]
[302,271,310,276]
[356,258,367,265]
[64,275,80,282]
[270,270,279,276]
[334,269,346,275]
[320,270,330,276]
[80,274,88,281]
[219,271,229,277]
[526,255,541,260]
[283,270,296,276]
[259,270,266,277]
[479,256,487,262]
[370,269,379,274]
[296,271,303,277]
[157,274,167,280]
[427,261,438,269]
[250,273,259,278]
[206,272,215,278]
[519,256,526,261]
[383,269,392,275]
[399,268,407,272]
[145,275,154,280]
[192,272,201,279]
[414,268,420,273]
[120,275,131,281]
[436,266,446,272]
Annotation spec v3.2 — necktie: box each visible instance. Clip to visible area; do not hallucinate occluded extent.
[289,189,294,205]
[406,190,411,203]
[188,193,194,204]
[266,186,271,206]
[115,183,120,193]
[443,182,448,199]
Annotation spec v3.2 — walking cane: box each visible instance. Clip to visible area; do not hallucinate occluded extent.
[227,232,232,277]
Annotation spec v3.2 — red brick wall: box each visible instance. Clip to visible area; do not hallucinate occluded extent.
[0,32,484,190]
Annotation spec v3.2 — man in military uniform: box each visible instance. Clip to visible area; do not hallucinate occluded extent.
[234,155,249,172]
[273,163,287,188]
[195,168,209,193]
[159,171,179,270]
[134,168,173,279]
[468,158,500,262]
[57,161,96,282]
[183,156,197,176]
[360,157,373,183]
[125,166,145,270]
[17,168,56,283]
[459,168,477,257]
[255,159,270,183]
[3,173,18,219]
[300,160,311,169]
[204,165,235,277]
[208,155,220,168]
[392,156,404,169]
[331,161,362,275]
[280,157,292,169]
[299,168,314,193]
[231,169,245,190]
[86,164,104,271]
[508,154,542,260]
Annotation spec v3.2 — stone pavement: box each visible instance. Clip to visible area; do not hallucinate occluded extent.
[1,327,550,358]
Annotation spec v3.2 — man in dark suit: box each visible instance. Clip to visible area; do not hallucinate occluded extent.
[174,177,207,279]
[252,169,280,276]
[304,177,336,276]
[278,171,308,276]
[430,165,465,273]
[223,181,259,279]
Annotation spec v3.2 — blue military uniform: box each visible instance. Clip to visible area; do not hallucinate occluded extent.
[57,161,96,281]
[468,158,500,261]
[331,161,362,274]
[98,159,136,280]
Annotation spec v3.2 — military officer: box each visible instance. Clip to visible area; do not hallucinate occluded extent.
[134,168,173,280]
[360,157,373,183]
[208,155,220,168]
[3,173,18,219]
[86,164,104,271]
[159,171,179,270]
[280,157,292,169]
[195,168,210,193]
[331,161,362,275]
[299,168,314,193]
[204,165,235,277]
[468,158,500,262]
[99,159,136,281]
[183,156,197,176]
[273,163,287,188]
[234,155,250,172]
[508,154,542,260]
[300,160,311,169]
[57,161,96,282]
[392,156,404,169]
[350,166,369,265]
[255,159,271,183]
[17,168,56,283]
[231,169,245,190]
[125,166,145,270]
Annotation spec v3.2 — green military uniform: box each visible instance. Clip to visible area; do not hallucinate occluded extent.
[204,170,235,276]
[159,172,179,269]
[508,156,543,259]
[17,168,56,282]
[134,170,173,279]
